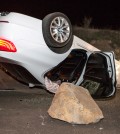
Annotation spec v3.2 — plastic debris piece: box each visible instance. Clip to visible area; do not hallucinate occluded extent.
[45,77,61,93]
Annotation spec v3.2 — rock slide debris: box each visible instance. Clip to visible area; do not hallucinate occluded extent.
[48,82,104,124]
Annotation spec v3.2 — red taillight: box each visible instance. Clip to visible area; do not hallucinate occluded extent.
[0,38,17,52]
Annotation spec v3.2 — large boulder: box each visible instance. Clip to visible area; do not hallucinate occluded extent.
[48,82,104,124]
[115,60,120,87]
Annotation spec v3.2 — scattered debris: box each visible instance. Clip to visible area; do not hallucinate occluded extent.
[48,82,104,124]
[99,127,104,130]
[40,115,46,126]
[45,77,61,93]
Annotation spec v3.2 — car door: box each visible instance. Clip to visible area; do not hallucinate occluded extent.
[80,51,116,99]
[44,49,116,99]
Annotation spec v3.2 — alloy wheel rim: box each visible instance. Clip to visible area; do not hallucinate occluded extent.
[50,17,70,43]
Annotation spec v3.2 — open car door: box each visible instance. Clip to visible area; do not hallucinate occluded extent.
[80,51,116,99]
[45,49,116,99]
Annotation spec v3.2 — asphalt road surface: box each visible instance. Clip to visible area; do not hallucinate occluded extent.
[0,69,120,134]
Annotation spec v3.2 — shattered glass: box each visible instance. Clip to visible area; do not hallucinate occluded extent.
[81,80,100,95]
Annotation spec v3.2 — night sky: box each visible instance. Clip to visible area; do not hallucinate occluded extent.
[0,0,120,29]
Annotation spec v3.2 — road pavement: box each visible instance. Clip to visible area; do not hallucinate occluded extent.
[0,69,120,134]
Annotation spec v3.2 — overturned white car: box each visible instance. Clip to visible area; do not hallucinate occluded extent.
[0,12,116,99]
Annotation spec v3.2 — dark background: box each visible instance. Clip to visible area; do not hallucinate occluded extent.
[0,0,120,30]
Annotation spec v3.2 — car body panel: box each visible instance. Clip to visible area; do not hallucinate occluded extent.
[0,12,116,98]
[0,12,71,83]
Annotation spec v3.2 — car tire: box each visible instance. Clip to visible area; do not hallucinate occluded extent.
[42,12,73,54]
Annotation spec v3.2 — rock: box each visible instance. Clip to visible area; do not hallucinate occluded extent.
[115,60,120,87]
[48,82,104,124]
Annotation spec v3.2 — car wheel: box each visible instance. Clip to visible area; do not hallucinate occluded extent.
[42,12,73,54]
